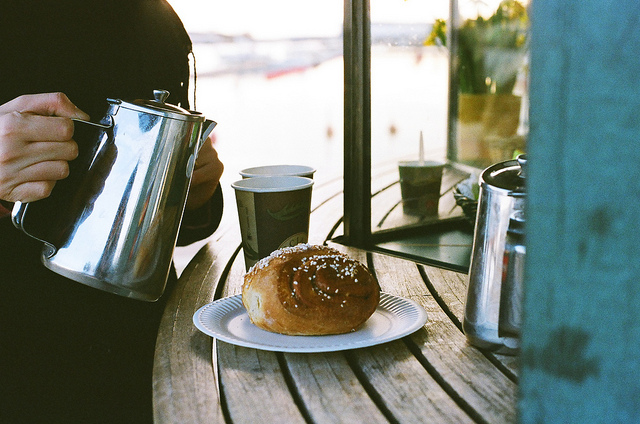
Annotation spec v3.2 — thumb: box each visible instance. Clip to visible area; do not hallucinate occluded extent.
[3,92,90,120]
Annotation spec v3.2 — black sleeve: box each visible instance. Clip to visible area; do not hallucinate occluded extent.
[176,184,224,246]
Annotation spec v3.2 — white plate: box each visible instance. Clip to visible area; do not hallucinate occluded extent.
[193,292,427,353]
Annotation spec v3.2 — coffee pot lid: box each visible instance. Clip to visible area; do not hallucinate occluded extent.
[481,154,527,193]
[110,89,205,122]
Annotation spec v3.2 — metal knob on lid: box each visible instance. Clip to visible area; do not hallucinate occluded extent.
[153,89,170,104]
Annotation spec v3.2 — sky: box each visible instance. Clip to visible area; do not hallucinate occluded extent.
[167,0,451,39]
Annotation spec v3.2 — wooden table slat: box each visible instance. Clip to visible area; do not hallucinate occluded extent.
[283,352,391,424]
[153,242,229,423]
[421,265,520,378]
[217,343,307,424]
[348,341,476,423]
[370,252,517,423]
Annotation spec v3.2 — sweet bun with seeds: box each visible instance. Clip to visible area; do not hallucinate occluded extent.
[242,244,380,335]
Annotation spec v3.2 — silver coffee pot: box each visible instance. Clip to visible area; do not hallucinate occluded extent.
[12,90,216,301]
[463,155,526,354]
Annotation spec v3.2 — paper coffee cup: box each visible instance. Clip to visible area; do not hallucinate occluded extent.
[232,176,314,270]
[398,160,444,216]
[239,164,316,179]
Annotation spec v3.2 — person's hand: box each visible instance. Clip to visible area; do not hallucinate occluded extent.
[0,92,89,203]
[185,135,223,211]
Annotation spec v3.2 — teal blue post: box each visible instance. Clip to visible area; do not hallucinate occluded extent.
[520,0,640,422]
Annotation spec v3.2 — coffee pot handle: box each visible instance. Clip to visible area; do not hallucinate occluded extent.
[10,117,113,247]
[10,201,56,257]
[71,117,113,130]
[11,201,28,233]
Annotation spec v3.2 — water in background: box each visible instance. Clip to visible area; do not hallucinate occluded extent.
[189,39,449,187]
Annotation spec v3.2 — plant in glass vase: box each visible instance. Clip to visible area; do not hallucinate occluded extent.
[427,0,529,167]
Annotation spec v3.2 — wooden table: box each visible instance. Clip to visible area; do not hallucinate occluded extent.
[153,170,520,423]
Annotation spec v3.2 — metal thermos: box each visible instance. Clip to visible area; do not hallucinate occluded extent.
[463,155,526,354]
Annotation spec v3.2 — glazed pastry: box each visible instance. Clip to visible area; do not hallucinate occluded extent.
[242,244,380,335]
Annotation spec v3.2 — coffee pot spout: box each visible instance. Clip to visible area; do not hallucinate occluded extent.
[200,119,217,148]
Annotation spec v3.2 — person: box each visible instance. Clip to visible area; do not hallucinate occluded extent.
[0,1,224,422]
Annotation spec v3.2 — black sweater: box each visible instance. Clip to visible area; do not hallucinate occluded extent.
[0,2,222,422]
